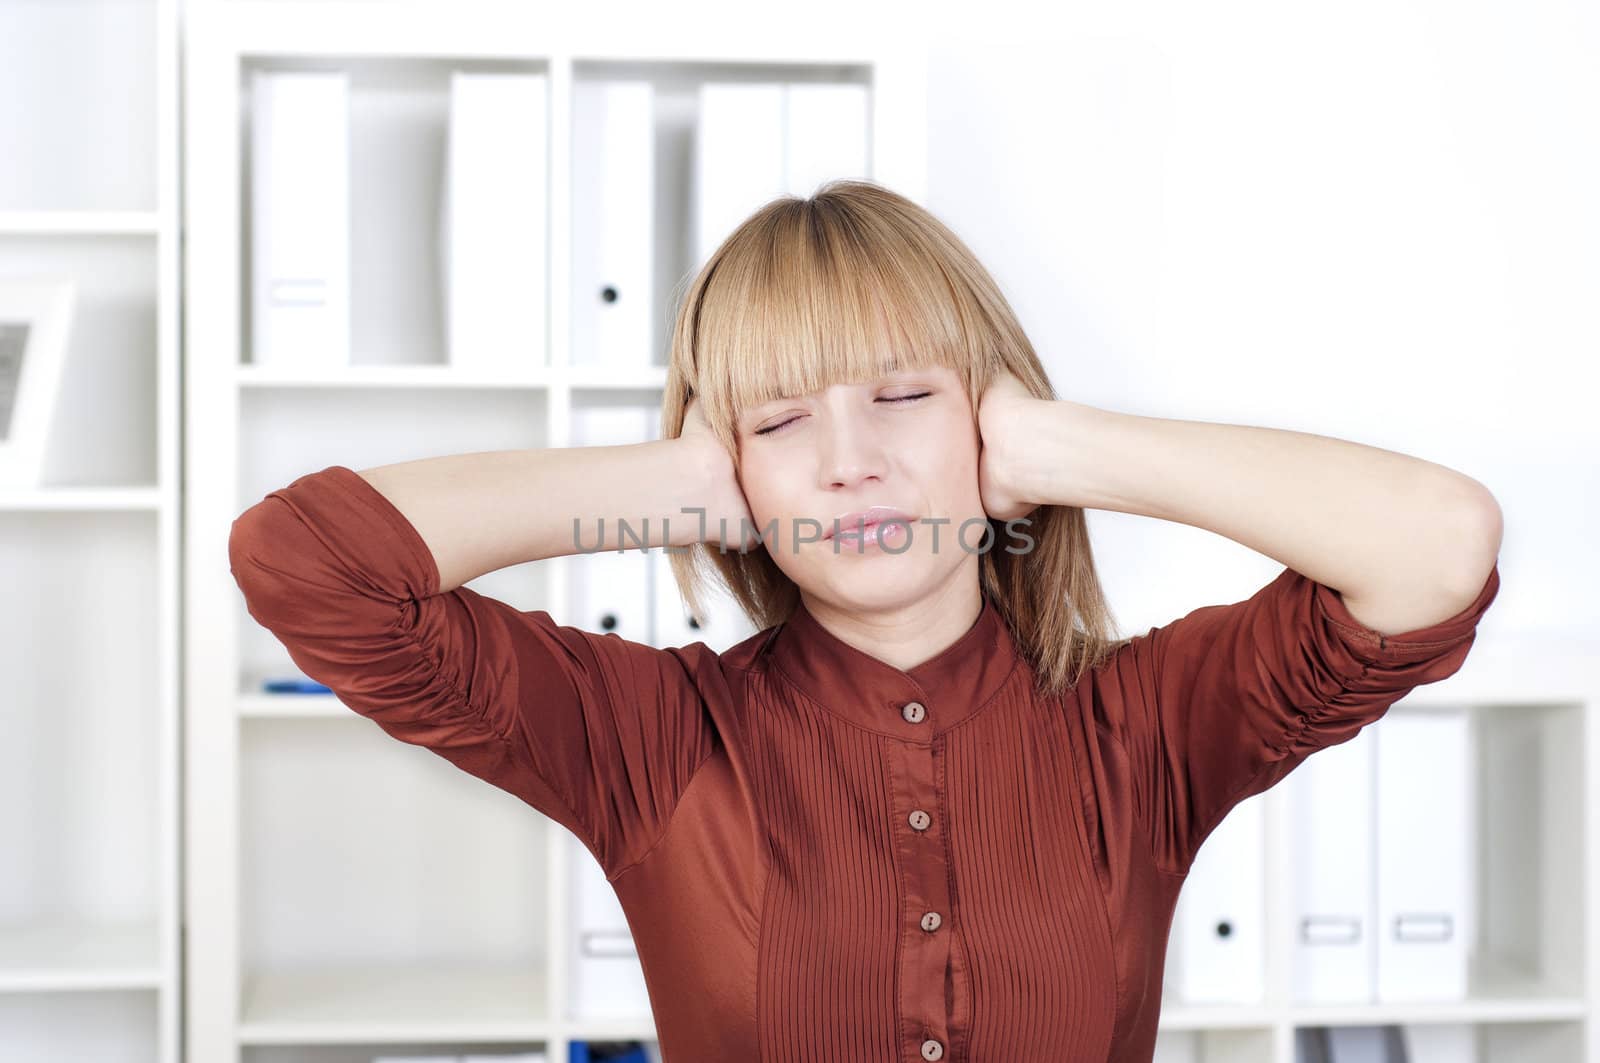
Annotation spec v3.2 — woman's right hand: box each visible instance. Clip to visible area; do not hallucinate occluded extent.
[677,395,762,553]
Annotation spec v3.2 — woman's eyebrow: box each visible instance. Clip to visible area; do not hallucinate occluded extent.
[741,369,920,423]
[738,398,788,427]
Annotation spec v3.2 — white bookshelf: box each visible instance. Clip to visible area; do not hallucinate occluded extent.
[0,1,182,1061]
[1151,631,1598,1063]
[184,4,925,1062]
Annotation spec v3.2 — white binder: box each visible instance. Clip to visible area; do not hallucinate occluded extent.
[442,71,548,371]
[1375,708,1472,1001]
[1166,789,1266,1003]
[694,83,786,266]
[1289,725,1376,1003]
[693,81,871,265]
[566,404,653,645]
[571,80,655,369]
[568,833,652,1019]
[250,71,349,367]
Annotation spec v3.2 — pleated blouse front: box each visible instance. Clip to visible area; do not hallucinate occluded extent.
[227,464,1502,1063]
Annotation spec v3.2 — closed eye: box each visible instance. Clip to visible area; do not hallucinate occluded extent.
[753,391,932,436]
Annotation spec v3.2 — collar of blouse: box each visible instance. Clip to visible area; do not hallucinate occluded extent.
[765,589,1022,740]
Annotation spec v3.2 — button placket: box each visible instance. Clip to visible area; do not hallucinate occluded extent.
[886,728,960,1061]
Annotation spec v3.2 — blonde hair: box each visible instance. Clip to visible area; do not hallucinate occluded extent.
[658,179,1130,699]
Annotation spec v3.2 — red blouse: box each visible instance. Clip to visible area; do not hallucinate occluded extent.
[228,464,1502,1062]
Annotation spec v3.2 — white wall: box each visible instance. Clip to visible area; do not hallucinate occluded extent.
[920,0,1598,638]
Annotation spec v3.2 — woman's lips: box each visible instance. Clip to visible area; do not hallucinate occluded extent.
[824,507,916,539]
[830,517,910,550]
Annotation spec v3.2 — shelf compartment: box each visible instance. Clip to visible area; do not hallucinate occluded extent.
[1286,698,1588,1011]
[239,55,549,371]
[0,235,160,486]
[239,717,552,1035]
[236,387,549,513]
[0,510,163,952]
[0,1,158,213]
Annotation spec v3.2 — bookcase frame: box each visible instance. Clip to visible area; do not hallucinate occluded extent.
[184,3,927,1062]
[0,1,182,1061]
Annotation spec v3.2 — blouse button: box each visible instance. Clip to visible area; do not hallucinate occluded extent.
[908,809,930,831]
[901,700,926,723]
[921,1038,944,1060]
[920,911,942,932]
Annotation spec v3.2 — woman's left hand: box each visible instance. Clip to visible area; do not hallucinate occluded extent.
[977,369,1040,523]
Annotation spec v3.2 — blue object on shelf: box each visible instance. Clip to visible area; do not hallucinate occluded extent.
[261,677,332,694]
[569,1042,649,1063]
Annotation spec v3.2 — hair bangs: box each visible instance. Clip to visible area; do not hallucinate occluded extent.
[687,195,988,448]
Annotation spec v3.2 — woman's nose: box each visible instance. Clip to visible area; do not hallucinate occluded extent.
[817,412,886,489]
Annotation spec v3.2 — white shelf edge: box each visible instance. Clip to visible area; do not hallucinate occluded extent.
[0,210,161,235]
[235,363,667,390]
[235,963,551,1045]
[236,1022,558,1046]
[0,969,166,994]
[1155,1004,1277,1030]
[238,692,346,718]
[0,486,164,512]
[0,920,166,994]
[1284,998,1589,1027]
[563,1018,659,1042]
[210,1,885,66]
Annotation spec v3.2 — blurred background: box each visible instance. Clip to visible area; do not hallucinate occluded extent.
[0,1,1594,1061]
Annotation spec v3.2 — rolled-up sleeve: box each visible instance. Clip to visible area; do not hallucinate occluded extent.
[1109,561,1501,876]
[227,463,722,878]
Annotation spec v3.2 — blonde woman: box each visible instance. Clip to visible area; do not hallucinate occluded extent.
[230,180,1502,1062]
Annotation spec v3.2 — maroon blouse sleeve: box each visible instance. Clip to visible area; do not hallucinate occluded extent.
[227,463,721,879]
[1109,561,1501,876]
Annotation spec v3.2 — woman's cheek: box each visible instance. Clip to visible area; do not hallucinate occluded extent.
[740,467,784,539]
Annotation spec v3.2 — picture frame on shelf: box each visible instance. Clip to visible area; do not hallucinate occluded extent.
[0,277,75,488]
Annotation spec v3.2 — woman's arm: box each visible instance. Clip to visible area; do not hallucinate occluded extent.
[228,400,754,876]
[976,376,1503,873]
[356,399,752,593]
[980,376,1502,636]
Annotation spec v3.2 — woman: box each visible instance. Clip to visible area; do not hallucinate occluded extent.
[229,180,1502,1062]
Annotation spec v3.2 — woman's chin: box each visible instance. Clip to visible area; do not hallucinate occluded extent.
[809,558,935,606]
